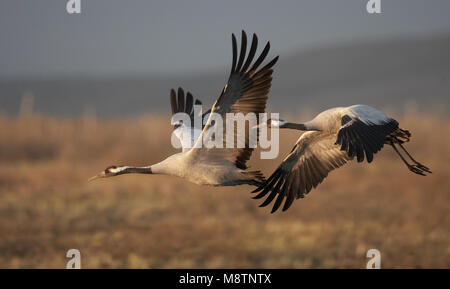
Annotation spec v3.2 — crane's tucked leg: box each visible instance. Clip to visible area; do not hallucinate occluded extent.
[390,141,428,176]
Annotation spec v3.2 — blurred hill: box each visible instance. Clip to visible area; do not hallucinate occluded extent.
[1,34,449,118]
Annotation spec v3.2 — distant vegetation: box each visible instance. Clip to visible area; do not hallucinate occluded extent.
[0,108,448,268]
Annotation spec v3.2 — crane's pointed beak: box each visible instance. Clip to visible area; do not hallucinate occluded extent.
[88,171,106,182]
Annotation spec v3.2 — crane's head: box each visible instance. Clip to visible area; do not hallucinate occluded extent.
[88,165,126,181]
[253,118,287,129]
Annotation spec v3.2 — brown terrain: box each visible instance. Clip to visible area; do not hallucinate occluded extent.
[0,108,448,268]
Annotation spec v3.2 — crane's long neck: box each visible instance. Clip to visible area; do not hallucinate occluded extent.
[113,166,154,176]
[111,155,182,178]
[280,122,308,130]
[116,161,170,175]
[123,166,153,174]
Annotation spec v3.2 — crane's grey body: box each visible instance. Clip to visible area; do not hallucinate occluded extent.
[303,105,391,132]
[144,151,259,186]
[254,104,431,213]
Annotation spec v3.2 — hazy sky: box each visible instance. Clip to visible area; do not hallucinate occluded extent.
[1,0,450,79]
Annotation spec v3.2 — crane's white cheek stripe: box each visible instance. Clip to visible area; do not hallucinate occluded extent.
[270,119,287,128]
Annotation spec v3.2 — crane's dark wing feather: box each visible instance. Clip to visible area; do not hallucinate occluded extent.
[190,31,279,169]
[213,31,278,117]
[170,87,208,129]
[335,115,398,163]
[252,132,351,213]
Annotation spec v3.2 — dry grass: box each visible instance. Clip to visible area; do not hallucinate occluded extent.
[0,109,449,268]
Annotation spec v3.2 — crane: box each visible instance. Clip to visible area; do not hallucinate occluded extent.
[252,104,432,213]
[89,31,279,186]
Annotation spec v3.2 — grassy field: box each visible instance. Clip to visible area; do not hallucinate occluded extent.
[0,109,449,268]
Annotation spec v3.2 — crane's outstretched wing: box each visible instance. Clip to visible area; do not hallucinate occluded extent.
[170,87,209,152]
[252,132,352,213]
[188,31,279,168]
[335,114,398,163]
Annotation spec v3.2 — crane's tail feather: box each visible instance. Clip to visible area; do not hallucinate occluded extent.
[385,128,411,144]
